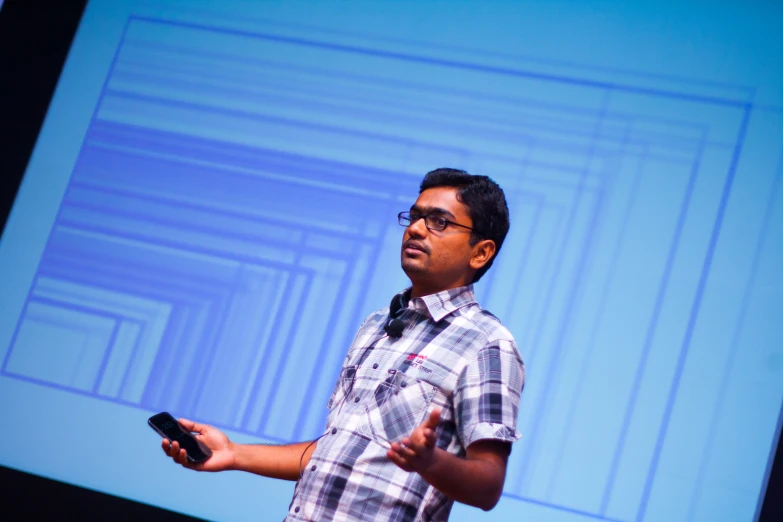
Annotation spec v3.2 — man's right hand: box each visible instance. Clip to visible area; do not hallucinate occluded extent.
[161,418,235,472]
[161,419,317,480]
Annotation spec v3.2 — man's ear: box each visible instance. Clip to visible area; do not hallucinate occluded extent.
[470,239,496,271]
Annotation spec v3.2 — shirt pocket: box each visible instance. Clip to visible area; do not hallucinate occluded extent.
[327,365,358,412]
[361,372,437,447]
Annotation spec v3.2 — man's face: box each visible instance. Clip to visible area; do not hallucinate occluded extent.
[401,186,479,296]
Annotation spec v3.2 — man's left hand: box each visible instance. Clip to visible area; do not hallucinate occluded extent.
[386,408,441,472]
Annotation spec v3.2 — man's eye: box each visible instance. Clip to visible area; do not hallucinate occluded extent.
[432,217,447,227]
[410,213,423,221]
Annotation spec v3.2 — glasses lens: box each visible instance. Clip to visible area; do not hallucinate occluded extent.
[426,215,448,231]
[398,212,411,226]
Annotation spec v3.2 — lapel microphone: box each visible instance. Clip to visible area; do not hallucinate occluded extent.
[384,292,408,338]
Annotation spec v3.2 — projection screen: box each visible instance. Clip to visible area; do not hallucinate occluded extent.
[1,1,781,521]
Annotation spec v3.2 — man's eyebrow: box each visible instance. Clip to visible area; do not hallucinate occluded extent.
[409,205,456,219]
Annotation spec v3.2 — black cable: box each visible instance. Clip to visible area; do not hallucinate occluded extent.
[298,304,408,480]
[298,433,327,480]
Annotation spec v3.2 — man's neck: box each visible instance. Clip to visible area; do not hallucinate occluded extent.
[410,281,469,299]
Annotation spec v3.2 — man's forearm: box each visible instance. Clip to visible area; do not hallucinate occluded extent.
[230,440,316,481]
[417,447,505,511]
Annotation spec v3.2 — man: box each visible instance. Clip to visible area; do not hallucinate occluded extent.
[162,168,525,521]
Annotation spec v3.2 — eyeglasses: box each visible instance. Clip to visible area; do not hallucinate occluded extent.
[398,211,475,232]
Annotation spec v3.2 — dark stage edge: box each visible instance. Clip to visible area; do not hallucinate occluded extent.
[0,465,204,521]
[0,1,780,521]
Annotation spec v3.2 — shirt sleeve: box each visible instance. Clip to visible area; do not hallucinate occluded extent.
[327,314,373,410]
[326,373,342,410]
[453,339,525,448]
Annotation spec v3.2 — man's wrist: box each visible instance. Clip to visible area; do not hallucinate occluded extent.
[226,441,241,471]
[414,446,444,476]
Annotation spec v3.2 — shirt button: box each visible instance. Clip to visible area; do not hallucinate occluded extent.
[400,381,407,388]
[311,465,317,471]
[372,363,378,369]
[294,507,300,513]
[331,428,337,434]
[354,396,361,403]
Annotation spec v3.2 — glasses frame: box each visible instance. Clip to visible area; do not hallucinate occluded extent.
[398,211,476,233]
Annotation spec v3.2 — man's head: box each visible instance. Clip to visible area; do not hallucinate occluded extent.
[400,168,510,297]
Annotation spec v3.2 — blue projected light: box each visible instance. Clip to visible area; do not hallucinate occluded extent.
[0,1,782,521]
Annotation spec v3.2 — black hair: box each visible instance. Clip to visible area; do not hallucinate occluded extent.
[419,168,510,283]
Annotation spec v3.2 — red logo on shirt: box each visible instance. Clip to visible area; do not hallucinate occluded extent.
[404,353,432,374]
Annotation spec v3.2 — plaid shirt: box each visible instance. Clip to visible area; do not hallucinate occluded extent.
[285,285,525,521]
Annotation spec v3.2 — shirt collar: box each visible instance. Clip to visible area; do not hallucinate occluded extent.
[404,284,476,322]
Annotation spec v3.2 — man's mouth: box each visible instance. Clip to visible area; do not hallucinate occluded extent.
[403,241,428,255]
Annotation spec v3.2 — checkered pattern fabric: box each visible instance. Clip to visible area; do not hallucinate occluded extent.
[285,285,525,521]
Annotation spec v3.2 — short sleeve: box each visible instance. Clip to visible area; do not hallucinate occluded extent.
[326,374,342,410]
[327,314,373,410]
[453,339,525,448]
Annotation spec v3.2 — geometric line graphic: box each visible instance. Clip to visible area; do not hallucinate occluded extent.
[1,13,762,522]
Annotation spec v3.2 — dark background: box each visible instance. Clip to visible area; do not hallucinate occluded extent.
[0,0,779,520]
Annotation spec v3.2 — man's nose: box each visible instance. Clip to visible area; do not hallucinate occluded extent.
[407,216,428,237]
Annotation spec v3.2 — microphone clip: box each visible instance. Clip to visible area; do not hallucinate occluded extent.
[384,291,409,338]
